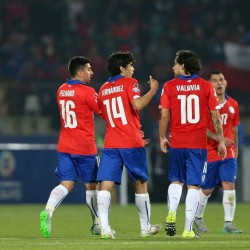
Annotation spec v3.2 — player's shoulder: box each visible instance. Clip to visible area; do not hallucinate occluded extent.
[167,78,177,84]
[201,78,211,85]
[58,82,94,91]
[114,77,139,89]
[99,81,109,91]
[128,77,138,83]
[57,82,69,95]
[193,77,212,87]
[227,95,238,103]
[227,95,239,106]
[120,77,138,86]
[162,78,176,88]
[57,82,67,90]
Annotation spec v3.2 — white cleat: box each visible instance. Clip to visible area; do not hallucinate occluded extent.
[141,224,162,238]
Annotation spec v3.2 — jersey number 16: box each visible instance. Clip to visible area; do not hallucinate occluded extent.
[59,100,77,128]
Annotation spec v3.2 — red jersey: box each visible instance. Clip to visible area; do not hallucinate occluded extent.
[98,75,144,148]
[160,75,220,149]
[57,79,101,155]
[208,96,239,161]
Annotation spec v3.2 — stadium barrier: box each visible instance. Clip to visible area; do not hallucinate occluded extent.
[241,145,250,201]
[0,142,87,203]
[0,139,249,203]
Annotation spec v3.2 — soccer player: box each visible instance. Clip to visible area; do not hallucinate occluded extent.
[194,70,243,234]
[40,56,102,238]
[159,50,227,239]
[96,51,161,239]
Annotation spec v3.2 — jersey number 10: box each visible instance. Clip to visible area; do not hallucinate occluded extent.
[178,94,200,124]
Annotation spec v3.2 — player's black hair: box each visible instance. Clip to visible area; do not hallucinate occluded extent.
[175,50,202,75]
[208,69,223,80]
[107,51,135,76]
[68,56,91,77]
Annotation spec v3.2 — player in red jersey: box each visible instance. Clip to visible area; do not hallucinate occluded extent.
[96,51,161,239]
[159,50,227,239]
[194,70,243,234]
[40,56,103,238]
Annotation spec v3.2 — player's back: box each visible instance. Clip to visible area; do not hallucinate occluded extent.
[99,76,144,148]
[57,81,98,155]
[162,75,219,149]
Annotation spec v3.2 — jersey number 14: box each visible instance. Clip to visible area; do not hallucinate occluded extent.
[103,97,128,127]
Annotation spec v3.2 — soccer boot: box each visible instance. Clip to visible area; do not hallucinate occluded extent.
[101,228,115,239]
[91,224,116,236]
[141,224,162,238]
[182,229,200,239]
[90,223,101,235]
[222,222,243,234]
[165,210,176,236]
[193,217,208,233]
[40,210,51,238]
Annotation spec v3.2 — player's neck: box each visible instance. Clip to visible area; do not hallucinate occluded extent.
[218,95,226,104]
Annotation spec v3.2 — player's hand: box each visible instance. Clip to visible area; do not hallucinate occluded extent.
[148,75,159,93]
[217,141,227,160]
[141,130,151,146]
[141,130,145,138]
[143,139,151,146]
[234,147,238,159]
[224,137,234,147]
[160,137,170,154]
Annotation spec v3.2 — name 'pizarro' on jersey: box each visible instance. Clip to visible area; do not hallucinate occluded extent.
[207,95,240,161]
[98,75,144,148]
[160,75,220,149]
[57,79,101,155]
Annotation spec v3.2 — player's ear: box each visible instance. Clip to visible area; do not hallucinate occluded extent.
[224,79,228,87]
[76,68,82,77]
[120,66,125,72]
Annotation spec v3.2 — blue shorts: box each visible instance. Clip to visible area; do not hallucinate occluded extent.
[96,148,148,185]
[55,152,99,182]
[201,158,237,189]
[168,148,207,186]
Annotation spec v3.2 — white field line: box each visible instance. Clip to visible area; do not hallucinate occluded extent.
[0,240,249,246]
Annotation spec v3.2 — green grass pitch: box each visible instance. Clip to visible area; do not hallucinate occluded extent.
[0,203,249,250]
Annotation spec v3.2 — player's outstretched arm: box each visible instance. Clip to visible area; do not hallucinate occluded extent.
[206,129,218,141]
[159,108,170,154]
[132,75,159,111]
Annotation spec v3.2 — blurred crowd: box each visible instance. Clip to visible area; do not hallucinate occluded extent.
[0,0,249,135]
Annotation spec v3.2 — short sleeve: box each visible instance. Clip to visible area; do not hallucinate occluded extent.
[160,83,170,109]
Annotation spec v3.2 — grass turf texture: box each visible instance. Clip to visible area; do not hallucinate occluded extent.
[0,203,249,250]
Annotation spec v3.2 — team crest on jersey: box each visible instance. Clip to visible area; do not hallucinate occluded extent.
[229,106,235,113]
[133,83,140,93]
